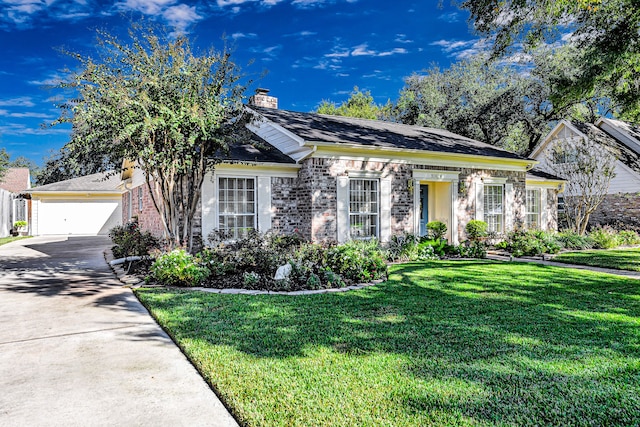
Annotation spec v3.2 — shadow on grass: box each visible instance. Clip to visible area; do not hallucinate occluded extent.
[137,260,640,425]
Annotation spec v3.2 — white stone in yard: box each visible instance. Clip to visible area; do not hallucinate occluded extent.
[274,263,292,280]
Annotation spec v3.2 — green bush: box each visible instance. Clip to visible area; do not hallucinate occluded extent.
[326,240,387,284]
[618,230,640,246]
[14,220,27,228]
[466,220,488,242]
[149,249,210,286]
[386,233,420,262]
[109,219,161,258]
[556,231,595,250]
[426,221,447,240]
[498,230,561,257]
[589,225,621,249]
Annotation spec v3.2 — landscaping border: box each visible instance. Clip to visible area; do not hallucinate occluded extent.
[104,248,385,295]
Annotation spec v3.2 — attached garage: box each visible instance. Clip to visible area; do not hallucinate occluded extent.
[28,172,124,236]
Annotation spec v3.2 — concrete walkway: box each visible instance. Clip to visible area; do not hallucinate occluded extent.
[0,235,238,427]
[487,252,640,280]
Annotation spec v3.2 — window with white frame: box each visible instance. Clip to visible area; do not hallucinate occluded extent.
[483,184,504,233]
[349,179,379,239]
[218,177,256,239]
[14,199,27,222]
[138,187,144,212]
[526,188,541,229]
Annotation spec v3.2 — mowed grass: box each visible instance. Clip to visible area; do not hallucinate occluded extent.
[553,248,640,272]
[0,235,31,246]
[136,261,640,427]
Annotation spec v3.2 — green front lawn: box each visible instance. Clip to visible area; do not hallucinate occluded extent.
[553,248,640,271]
[136,261,640,426]
[0,235,31,246]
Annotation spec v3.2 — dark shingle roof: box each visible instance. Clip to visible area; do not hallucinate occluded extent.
[0,168,30,193]
[252,106,530,161]
[28,171,123,193]
[600,118,640,155]
[216,134,296,164]
[527,168,565,181]
[572,121,640,174]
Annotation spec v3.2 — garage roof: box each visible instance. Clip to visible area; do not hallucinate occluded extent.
[28,171,123,193]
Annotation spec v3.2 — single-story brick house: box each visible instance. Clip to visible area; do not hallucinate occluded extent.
[122,91,564,245]
[531,118,640,229]
[0,168,31,237]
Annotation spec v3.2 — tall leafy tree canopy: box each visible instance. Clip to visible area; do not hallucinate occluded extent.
[315,87,390,120]
[460,0,640,121]
[53,24,250,250]
[0,148,9,181]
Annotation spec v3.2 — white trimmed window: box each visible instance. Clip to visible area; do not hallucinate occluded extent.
[526,189,541,229]
[14,199,27,222]
[349,179,379,239]
[483,184,504,233]
[218,177,256,239]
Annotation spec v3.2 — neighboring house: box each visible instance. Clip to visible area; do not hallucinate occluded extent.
[122,91,564,245]
[27,171,124,235]
[532,119,640,228]
[0,168,31,237]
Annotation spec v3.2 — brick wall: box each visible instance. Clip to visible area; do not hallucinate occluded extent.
[545,189,558,231]
[589,192,640,228]
[271,177,299,235]
[122,183,164,238]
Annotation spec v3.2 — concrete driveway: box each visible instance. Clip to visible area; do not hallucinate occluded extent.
[0,235,238,427]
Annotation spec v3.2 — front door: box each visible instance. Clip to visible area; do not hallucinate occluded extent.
[419,185,429,236]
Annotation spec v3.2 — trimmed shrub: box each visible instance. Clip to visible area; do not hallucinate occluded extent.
[466,220,488,242]
[426,221,447,240]
[109,219,161,258]
[149,249,210,286]
[497,230,561,257]
[326,239,387,284]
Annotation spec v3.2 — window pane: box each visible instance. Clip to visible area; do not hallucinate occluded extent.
[349,179,379,239]
[526,189,541,229]
[218,177,256,239]
[483,184,504,233]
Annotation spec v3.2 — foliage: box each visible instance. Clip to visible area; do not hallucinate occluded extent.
[556,230,595,250]
[315,87,391,120]
[0,148,9,181]
[496,229,562,257]
[553,248,640,272]
[35,146,116,186]
[109,219,161,258]
[545,135,616,234]
[149,249,210,286]
[137,261,640,426]
[465,220,488,242]
[459,0,640,121]
[589,225,622,249]
[385,233,421,262]
[392,49,591,154]
[618,230,640,246]
[325,239,388,284]
[52,23,250,251]
[13,220,27,228]
[426,221,447,240]
[456,241,487,259]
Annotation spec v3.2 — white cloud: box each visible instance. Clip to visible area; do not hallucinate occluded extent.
[394,34,413,44]
[430,38,488,59]
[351,43,377,56]
[163,4,202,33]
[438,12,460,23]
[116,0,176,15]
[0,97,35,107]
[378,47,407,56]
[231,32,258,39]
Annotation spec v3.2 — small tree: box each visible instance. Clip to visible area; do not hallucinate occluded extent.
[0,148,9,181]
[53,23,250,251]
[546,136,616,234]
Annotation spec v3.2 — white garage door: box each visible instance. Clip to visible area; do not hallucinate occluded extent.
[37,199,122,235]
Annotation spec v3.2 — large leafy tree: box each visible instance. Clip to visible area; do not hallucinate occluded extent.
[459,0,640,121]
[393,48,613,154]
[315,87,391,120]
[54,24,250,251]
[0,148,9,181]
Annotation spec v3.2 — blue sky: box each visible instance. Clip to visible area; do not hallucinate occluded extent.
[0,0,482,165]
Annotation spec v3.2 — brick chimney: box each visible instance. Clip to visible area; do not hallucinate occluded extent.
[249,88,278,109]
